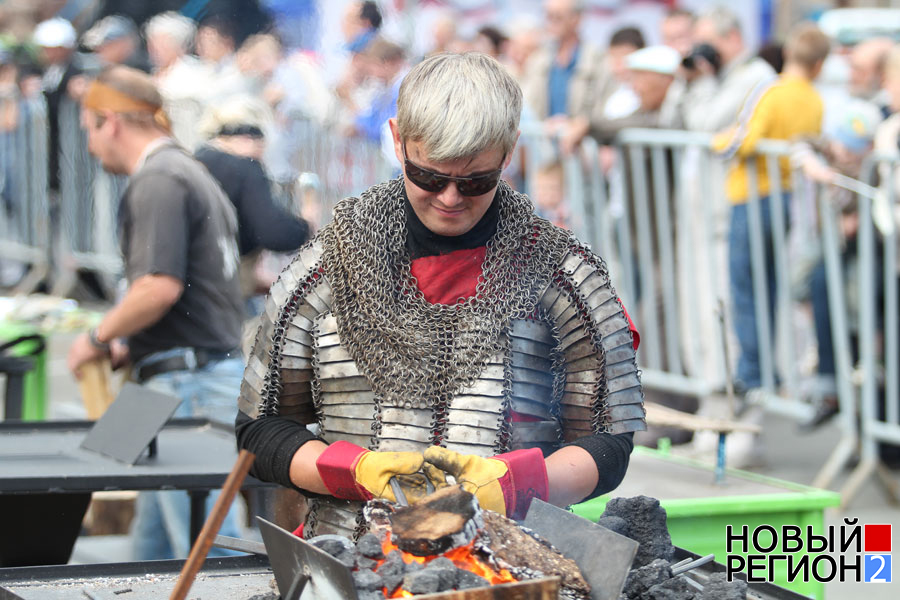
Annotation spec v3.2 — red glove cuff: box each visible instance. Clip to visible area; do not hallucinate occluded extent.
[494,447,549,520]
[315,440,373,501]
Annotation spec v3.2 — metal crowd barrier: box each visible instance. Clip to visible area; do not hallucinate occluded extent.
[50,103,391,295]
[519,127,889,506]
[0,96,50,292]
[55,97,127,297]
[834,152,900,506]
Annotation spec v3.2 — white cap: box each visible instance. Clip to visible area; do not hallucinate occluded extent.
[33,17,77,49]
[625,45,681,75]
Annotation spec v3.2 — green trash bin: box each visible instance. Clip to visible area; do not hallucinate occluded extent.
[573,446,841,599]
[0,321,47,421]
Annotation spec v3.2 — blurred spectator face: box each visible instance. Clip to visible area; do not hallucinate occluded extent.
[545,0,581,44]
[237,36,282,81]
[342,2,367,42]
[608,43,641,81]
[147,33,184,70]
[535,163,564,211]
[40,45,72,66]
[693,17,742,66]
[432,17,458,53]
[848,39,893,99]
[197,25,235,64]
[661,14,694,56]
[95,37,137,66]
[630,69,673,111]
[507,28,541,71]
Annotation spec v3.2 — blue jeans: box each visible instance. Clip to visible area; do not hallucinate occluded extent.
[131,354,245,560]
[729,196,787,389]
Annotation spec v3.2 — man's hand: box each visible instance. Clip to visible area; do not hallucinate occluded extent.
[67,332,108,379]
[560,116,590,155]
[109,339,130,370]
[316,441,446,504]
[424,446,547,520]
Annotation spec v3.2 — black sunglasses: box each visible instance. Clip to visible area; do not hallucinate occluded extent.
[402,142,505,197]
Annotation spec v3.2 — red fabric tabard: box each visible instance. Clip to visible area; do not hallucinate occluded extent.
[409,247,486,305]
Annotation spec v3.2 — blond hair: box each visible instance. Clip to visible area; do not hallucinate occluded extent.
[784,22,830,70]
[397,52,521,163]
[199,95,273,140]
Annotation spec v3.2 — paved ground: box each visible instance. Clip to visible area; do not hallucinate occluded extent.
[25,332,900,597]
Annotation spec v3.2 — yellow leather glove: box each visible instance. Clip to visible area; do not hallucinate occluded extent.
[423,446,548,519]
[316,441,445,504]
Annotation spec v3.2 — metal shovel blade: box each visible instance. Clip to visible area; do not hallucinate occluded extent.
[256,517,359,600]
[522,499,638,600]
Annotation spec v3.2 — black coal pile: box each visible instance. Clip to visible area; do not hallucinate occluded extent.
[309,532,489,599]
[603,496,747,600]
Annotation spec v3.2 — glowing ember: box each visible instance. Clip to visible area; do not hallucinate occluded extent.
[379,533,515,598]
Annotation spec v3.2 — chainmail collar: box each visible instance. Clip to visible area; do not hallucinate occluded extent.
[319,176,573,417]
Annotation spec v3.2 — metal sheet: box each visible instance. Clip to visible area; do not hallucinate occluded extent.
[318,360,363,380]
[510,318,554,345]
[523,499,637,600]
[282,339,313,359]
[509,336,554,359]
[319,375,370,393]
[319,416,375,436]
[258,517,359,600]
[280,356,314,370]
[319,390,376,405]
[379,407,433,427]
[80,383,182,465]
[510,421,560,442]
[317,345,352,363]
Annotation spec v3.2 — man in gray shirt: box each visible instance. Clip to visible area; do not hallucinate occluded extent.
[67,65,244,559]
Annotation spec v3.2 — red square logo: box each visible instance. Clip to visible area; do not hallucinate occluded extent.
[865,524,892,552]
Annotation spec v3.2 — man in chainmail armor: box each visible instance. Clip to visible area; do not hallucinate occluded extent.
[236,52,645,538]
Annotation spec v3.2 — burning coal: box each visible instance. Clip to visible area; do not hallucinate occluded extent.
[306,486,589,599]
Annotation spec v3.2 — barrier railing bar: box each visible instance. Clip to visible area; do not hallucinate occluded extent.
[650,145,682,375]
[612,146,638,308]
[766,152,796,395]
[745,164,776,391]
[812,182,859,491]
[627,144,662,370]
[882,165,898,428]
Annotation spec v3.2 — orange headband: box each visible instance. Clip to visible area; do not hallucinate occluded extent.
[83,80,171,132]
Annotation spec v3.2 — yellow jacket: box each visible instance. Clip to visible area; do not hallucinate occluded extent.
[713,75,823,203]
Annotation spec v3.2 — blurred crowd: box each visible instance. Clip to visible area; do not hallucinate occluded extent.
[2,1,900,440]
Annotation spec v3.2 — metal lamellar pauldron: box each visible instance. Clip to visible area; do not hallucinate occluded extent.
[238,240,326,421]
[540,248,646,438]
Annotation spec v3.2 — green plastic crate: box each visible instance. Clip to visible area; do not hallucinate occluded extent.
[0,321,47,421]
[573,446,840,599]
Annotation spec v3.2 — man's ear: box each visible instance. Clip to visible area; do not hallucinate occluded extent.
[389,118,404,167]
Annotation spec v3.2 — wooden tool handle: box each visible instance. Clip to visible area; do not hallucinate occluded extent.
[79,359,114,420]
[169,449,256,600]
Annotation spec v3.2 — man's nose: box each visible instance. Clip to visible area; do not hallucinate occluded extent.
[436,182,464,207]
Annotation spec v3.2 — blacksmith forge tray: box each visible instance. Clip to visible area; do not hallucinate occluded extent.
[0,547,812,599]
[0,418,267,567]
[0,555,273,599]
